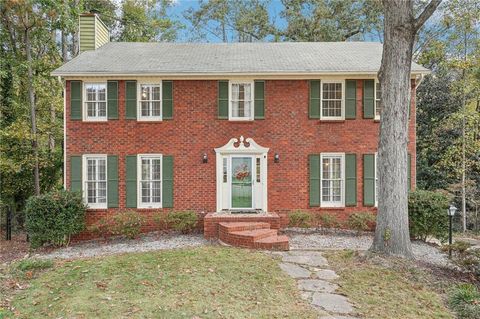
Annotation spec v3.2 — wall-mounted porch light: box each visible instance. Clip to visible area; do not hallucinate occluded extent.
[274,153,280,163]
[202,153,208,163]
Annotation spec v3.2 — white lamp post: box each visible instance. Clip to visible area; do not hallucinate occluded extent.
[448,205,457,258]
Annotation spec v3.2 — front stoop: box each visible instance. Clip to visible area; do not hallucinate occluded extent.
[217,222,289,251]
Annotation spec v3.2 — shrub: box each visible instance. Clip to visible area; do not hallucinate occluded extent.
[166,211,198,234]
[449,284,480,319]
[25,190,87,248]
[288,210,312,228]
[89,211,146,239]
[346,212,376,234]
[315,213,339,230]
[408,190,450,243]
[443,241,480,277]
[15,259,53,272]
[153,212,168,229]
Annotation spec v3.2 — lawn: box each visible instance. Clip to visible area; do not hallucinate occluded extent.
[1,246,317,319]
[325,250,454,319]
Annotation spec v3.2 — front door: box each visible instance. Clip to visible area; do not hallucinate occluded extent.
[230,156,254,209]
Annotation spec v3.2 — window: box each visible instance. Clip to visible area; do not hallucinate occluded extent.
[84,83,107,121]
[375,81,382,120]
[321,81,344,119]
[229,81,253,120]
[138,154,162,208]
[321,153,344,207]
[223,158,228,183]
[138,83,162,120]
[83,155,107,209]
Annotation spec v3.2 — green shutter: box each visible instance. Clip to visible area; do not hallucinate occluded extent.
[254,81,265,119]
[126,155,137,208]
[345,80,357,119]
[363,80,375,119]
[162,155,173,208]
[107,81,118,120]
[125,81,137,119]
[162,81,173,119]
[70,81,82,120]
[363,154,375,206]
[70,156,82,192]
[218,81,229,119]
[408,153,412,192]
[345,154,357,206]
[309,80,321,119]
[107,155,119,208]
[309,154,321,206]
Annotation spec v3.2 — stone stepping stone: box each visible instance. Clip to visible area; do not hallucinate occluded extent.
[315,269,339,280]
[298,279,338,293]
[312,293,354,314]
[280,262,311,278]
[282,252,328,267]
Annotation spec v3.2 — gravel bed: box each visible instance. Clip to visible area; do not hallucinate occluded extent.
[37,232,210,260]
[287,231,453,268]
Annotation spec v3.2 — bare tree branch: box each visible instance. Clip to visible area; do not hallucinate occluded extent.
[414,0,442,31]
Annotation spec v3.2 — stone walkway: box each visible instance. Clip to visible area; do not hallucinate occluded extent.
[275,250,359,319]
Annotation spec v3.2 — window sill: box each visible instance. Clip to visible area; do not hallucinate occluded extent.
[319,119,345,123]
[137,206,163,209]
[319,206,345,210]
[83,119,108,123]
[86,206,108,210]
[227,120,255,123]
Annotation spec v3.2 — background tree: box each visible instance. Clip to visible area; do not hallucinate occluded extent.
[370,0,441,258]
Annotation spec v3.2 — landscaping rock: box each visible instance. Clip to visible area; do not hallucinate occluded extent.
[298,279,338,293]
[312,293,354,314]
[315,269,339,280]
[279,262,311,278]
[282,251,328,267]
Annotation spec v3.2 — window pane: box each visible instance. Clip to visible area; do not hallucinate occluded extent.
[98,159,106,180]
[231,101,239,117]
[87,181,96,203]
[98,181,107,203]
[152,86,160,100]
[141,85,150,101]
[98,102,106,117]
[142,159,150,180]
[152,101,161,117]
[152,181,161,202]
[223,158,228,183]
[256,158,261,183]
[231,84,239,100]
[87,159,96,181]
[141,102,150,116]
[322,159,330,179]
[141,181,150,203]
[152,159,161,180]
[97,86,106,101]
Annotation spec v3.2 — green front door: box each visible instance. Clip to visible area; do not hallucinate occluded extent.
[231,157,253,209]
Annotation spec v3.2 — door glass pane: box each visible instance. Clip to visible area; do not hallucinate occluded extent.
[231,157,252,208]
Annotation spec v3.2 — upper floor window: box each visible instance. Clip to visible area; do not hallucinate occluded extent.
[375,81,382,120]
[229,81,254,120]
[138,154,162,208]
[321,81,344,120]
[321,153,345,207]
[84,83,107,121]
[83,155,107,209]
[138,83,162,121]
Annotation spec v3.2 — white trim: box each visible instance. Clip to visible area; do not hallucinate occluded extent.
[137,154,163,209]
[374,79,381,120]
[137,81,163,121]
[83,82,108,121]
[228,80,255,121]
[82,154,108,209]
[320,153,345,208]
[320,79,345,120]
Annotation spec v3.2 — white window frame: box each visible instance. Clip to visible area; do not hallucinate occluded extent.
[320,153,345,208]
[137,81,162,121]
[137,154,163,209]
[320,80,345,120]
[375,79,381,120]
[82,154,108,209]
[83,82,108,122]
[229,80,254,121]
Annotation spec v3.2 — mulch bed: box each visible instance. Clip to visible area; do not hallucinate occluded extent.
[0,232,30,264]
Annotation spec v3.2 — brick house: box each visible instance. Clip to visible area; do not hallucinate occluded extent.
[52,14,428,248]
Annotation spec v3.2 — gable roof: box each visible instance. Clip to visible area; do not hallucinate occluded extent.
[51,42,429,77]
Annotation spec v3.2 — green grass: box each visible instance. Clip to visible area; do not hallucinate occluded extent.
[13,259,53,272]
[5,247,317,319]
[449,283,480,319]
[325,250,454,319]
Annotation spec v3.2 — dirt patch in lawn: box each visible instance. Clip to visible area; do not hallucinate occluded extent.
[1,246,317,319]
[0,232,30,264]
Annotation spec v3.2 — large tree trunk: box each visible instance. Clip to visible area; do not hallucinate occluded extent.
[370,0,441,257]
[25,11,40,196]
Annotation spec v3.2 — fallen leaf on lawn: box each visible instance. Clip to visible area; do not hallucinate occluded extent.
[25,271,33,279]
[141,280,153,286]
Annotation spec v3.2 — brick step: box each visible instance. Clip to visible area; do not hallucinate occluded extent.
[254,235,290,251]
[218,222,271,233]
[219,228,277,248]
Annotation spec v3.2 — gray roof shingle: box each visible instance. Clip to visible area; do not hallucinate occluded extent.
[51,42,429,76]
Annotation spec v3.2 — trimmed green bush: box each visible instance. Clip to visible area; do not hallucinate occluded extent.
[347,212,376,234]
[316,213,339,230]
[25,190,86,248]
[288,210,312,228]
[408,190,450,242]
[166,211,198,234]
[443,241,480,277]
[449,284,480,319]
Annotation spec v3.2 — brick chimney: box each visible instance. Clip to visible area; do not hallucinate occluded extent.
[79,11,109,52]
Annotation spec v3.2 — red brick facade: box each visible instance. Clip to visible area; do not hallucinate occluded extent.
[65,79,416,239]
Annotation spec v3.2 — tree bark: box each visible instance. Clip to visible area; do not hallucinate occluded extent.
[370,0,441,258]
[24,11,40,196]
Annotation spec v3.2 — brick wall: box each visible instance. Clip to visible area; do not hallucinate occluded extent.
[65,79,416,239]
